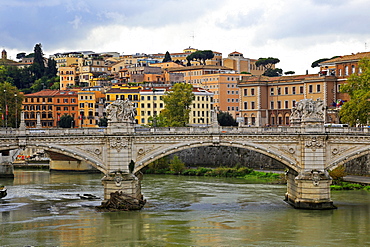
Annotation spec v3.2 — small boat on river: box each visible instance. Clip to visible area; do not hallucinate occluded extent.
[0,186,7,198]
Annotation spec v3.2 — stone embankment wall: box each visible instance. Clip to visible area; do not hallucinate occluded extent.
[344,154,370,176]
[169,147,370,176]
[169,146,285,170]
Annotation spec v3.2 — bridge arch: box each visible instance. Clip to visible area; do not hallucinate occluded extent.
[327,146,370,172]
[133,140,299,174]
[17,143,107,173]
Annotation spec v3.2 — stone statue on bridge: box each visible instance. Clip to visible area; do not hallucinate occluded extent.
[107,99,137,125]
[290,99,325,127]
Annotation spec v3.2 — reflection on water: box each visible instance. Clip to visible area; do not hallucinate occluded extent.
[1,170,370,246]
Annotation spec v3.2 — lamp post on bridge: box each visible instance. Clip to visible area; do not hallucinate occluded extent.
[14,93,18,128]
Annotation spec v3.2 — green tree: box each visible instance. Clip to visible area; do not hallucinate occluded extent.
[311,56,340,68]
[162,51,172,63]
[59,115,74,128]
[98,117,108,127]
[284,71,295,75]
[255,57,282,77]
[30,43,45,79]
[339,58,370,126]
[169,155,185,174]
[186,50,214,65]
[0,81,23,128]
[159,83,194,127]
[263,68,283,77]
[255,57,280,70]
[217,111,238,126]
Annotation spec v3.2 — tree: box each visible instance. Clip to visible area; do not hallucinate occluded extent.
[159,83,194,127]
[98,117,108,127]
[217,111,238,126]
[255,57,280,70]
[30,43,45,79]
[0,81,23,128]
[339,58,370,126]
[169,155,185,174]
[162,51,172,63]
[311,56,340,68]
[284,71,295,75]
[59,115,74,128]
[16,52,26,60]
[263,68,283,77]
[186,50,214,65]
[255,57,282,77]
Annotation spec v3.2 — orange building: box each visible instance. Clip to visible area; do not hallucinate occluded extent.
[23,89,79,128]
[238,74,337,126]
[23,90,58,128]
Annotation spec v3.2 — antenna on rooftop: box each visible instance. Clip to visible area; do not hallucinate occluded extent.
[191,31,195,46]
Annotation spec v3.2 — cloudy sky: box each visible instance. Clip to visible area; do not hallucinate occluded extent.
[1,0,369,74]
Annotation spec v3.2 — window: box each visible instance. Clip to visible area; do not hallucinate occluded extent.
[300,86,304,94]
[292,87,296,95]
[251,88,255,96]
[292,100,296,107]
[352,65,355,74]
[345,66,348,76]
[285,101,289,109]
[285,87,289,95]
[270,88,274,95]
[64,107,68,111]
[270,101,274,109]
[338,69,342,76]
[277,87,281,95]
[309,85,313,93]
[277,101,281,109]
[317,84,321,93]
[251,101,255,109]
[244,89,248,96]
[244,102,248,109]
[80,103,84,108]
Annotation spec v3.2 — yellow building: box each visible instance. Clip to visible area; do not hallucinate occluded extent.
[59,66,78,90]
[223,51,269,75]
[52,52,81,68]
[105,85,141,124]
[77,88,106,127]
[139,85,213,126]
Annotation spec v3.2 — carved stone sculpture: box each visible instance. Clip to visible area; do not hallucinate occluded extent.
[289,99,325,126]
[107,99,137,124]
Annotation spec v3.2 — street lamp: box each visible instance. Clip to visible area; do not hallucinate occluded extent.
[14,93,17,128]
[4,89,7,129]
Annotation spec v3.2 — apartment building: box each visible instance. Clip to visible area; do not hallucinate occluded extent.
[78,87,106,127]
[139,85,214,126]
[23,89,79,128]
[223,51,270,75]
[59,66,78,90]
[238,74,337,126]
[105,86,141,124]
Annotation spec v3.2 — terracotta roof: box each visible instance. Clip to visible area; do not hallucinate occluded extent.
[167,65,232,72]
[321,52,370,64]
[24,89,59,97]
[229,51,243,55]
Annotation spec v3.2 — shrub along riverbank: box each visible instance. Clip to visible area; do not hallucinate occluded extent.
[143,155,286,184]
[144,156,370,190]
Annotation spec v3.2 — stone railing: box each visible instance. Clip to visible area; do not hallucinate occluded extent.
[0,126,369,137]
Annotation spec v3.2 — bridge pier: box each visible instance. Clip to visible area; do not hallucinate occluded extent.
[101,171,145,209]
[285,169,336,209]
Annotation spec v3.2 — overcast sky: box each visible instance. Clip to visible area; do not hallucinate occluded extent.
[1,0,370,74]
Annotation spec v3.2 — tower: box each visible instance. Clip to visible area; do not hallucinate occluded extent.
[1,49,7,60]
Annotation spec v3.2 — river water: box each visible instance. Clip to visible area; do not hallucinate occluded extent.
[1,170,370,247]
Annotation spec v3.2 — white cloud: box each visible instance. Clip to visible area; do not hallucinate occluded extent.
[2,0,370,75]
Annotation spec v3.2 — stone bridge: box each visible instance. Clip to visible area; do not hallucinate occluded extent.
[1,124,370,209]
